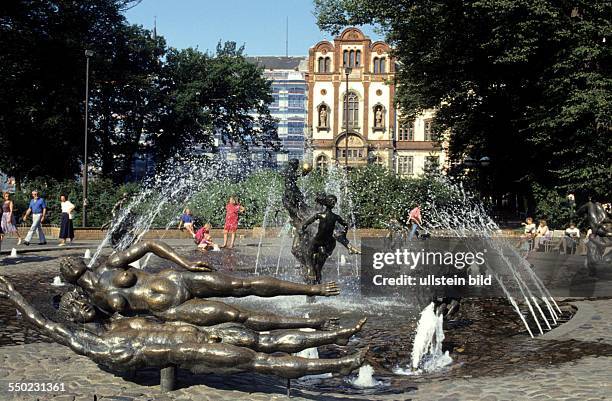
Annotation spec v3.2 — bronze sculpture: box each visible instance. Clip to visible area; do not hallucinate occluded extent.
[577,200,612,274]
[0,276,368,379]
[60,240,340,329]
[301,194,360,284]
[282,159,360,284]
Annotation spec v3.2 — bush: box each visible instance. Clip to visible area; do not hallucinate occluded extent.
[532,184,575,229]
[8,167,458,229]
[11,178,139,227]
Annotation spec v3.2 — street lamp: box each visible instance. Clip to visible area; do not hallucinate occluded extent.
[344,66,352,169]
[462,155,491,199]
[83,49,94,227]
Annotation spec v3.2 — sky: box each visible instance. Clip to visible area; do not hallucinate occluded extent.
[124,0,382,56]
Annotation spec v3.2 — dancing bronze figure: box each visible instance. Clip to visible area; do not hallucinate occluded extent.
[282,159,360,284]
[0,277,367,379]
[60,240,340,329]
[577,200,612,274]
[301,194,360,284]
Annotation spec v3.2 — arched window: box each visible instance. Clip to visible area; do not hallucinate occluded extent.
[373,57,385,74]
[344,50,360,67]
[319,57,331,73]
[344,92,359,128]
[316,154,329,169]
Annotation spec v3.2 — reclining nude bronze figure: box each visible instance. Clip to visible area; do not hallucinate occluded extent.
[0,277,368,379]
[59,240,340,329]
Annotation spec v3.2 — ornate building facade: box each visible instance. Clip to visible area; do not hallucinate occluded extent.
[307,28,445,176]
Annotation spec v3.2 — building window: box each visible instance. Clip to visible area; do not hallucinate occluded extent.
[343,50,361,67]
[398,121,414,141]
[398,156,414,175]
[318,57,331,73]
[288,94,305,109]
[287,121,304,134]
[424,119,434,141]
[343,92,359,128]
[316,154,329,169]
[337,148,363,159]
[373,57,386,74]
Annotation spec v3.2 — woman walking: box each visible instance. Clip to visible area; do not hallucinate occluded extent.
[1,192,22,245]
[221,196,245,249]
[58,194,75,246]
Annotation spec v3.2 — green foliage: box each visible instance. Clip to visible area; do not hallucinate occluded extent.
[188,171,284,228]
[314,0,612,205]
[347,165,453,228]
[532,184,575,228]
[154,43,279,159]
[10,178,139,227]
[0,2,278,183]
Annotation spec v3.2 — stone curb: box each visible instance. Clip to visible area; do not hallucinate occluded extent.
[539,301,592,340]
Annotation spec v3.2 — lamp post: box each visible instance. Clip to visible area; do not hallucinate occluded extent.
[567,193,576,222]
[83,49,94,227]
[344,66,352,169]
[463,156,491,198]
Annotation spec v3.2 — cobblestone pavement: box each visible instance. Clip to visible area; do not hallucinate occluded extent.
[0,247,611,400]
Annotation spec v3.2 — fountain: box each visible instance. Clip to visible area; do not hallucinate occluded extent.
[351,364,381,388]
[0,153,577,397]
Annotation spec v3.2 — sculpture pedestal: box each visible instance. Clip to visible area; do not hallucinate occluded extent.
[160,366,176,392]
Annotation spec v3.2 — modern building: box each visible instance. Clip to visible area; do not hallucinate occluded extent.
[306,27,446,176]
[218,56,308,169]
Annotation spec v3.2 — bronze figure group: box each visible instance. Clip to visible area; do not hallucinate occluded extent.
[0,239,368,388]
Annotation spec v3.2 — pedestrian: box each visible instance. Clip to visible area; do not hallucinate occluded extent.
[520,217,536,251]
[534,219,550,250]
[58,194,75,246]
[407,204,422,241]
[562,222,580,254]
[0,215,4,253]
[221,196,245,249]
[22,190,47,246]
[195,223,218,252]
[1,192,22,245]
[178,208,196,238]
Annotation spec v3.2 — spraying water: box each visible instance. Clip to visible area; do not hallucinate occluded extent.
[351,364,381,388]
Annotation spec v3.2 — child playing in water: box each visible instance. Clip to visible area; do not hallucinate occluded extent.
[195,223,217,252]
[178,208,196,238]
[221,196,245,249]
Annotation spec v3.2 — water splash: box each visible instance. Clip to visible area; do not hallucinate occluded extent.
[351,364,381,388]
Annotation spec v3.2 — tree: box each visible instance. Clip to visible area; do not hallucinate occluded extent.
[87,24,166,182]
[0,0,161,182]
[153,42,279,159]
[314,0,611,209]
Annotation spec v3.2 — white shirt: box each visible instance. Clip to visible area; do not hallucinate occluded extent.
[565,227,580,237]
[536,225,549,237]
[61,201,75,220]
[524,223,536,234]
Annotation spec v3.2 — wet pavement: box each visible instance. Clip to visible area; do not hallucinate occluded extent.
[0,241,611,400]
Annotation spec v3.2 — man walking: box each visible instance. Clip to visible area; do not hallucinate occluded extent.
[407,204,422,241]
[22,190,47,246]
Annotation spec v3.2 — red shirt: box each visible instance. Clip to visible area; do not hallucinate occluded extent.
[408,207,421,224]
